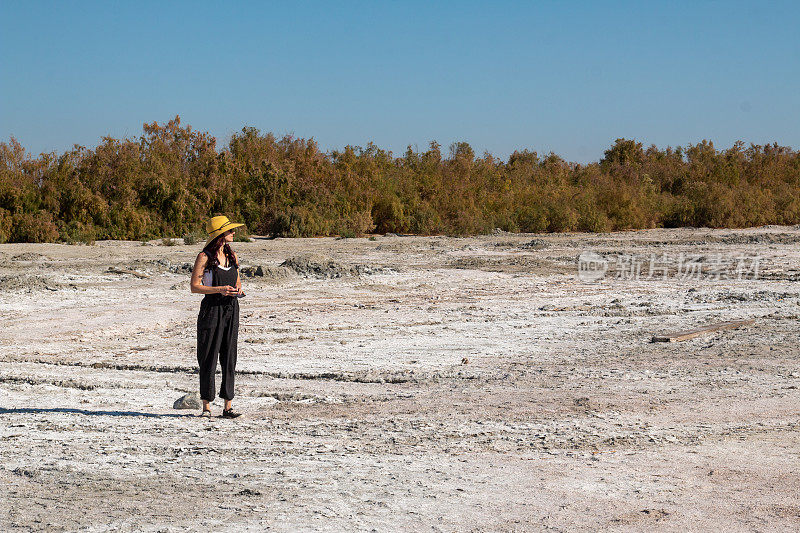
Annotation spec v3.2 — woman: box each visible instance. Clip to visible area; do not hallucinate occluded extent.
[190,215,245,418]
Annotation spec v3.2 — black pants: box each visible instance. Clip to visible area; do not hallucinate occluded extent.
[197,297,239,401]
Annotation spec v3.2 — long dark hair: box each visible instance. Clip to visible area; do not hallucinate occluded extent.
[202,233,238,270]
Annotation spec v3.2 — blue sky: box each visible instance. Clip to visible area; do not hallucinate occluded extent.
[1,0,798,163]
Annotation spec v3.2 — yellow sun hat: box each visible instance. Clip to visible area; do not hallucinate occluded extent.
[204,215,245,246]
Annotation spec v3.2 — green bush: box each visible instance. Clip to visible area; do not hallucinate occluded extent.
[11,212,60,243]
[1,122,799,242]
[61,220,97,244]
[183,231,203,245]
[0,209,11,243]
[372,195,407,234]
[233,230,251,242]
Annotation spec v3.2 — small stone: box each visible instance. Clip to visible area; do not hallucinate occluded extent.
[173,392,201,410]
[240,265,264,277]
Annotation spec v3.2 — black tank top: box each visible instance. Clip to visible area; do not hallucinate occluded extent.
[202,262,239,305]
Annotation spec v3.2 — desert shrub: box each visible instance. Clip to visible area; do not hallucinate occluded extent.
[407,201,444,234]
[578,209,611,233]
[274,206,330,237]
[233,230,251,242]
[1,125,798,242]
[547,202,579,232]
[183,230,204,245]
[109,206,153,240]
[514,204,549,233]
[11,212,60,242]
[662,196,696,228]
[339,210,375,237]
[61,220,97,244]
[371,195,407,234]
[0,209,11,243]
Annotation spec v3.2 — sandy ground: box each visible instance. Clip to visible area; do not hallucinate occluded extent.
[1,227,798,532]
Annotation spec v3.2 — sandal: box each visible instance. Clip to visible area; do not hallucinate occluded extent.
[200,409,212,418]
[222,408,242,419]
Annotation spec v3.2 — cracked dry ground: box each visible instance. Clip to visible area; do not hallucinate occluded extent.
[1,227,799,531]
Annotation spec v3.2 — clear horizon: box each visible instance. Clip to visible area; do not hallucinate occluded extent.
[1,0,798,163]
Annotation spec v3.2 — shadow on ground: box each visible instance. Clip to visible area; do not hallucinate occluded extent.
[0,407,192,418]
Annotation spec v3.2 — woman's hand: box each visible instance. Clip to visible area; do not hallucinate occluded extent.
[218,285,239,296]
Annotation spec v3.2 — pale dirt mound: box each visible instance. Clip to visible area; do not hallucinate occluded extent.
[0,274,62,292]
[280,255,396,278]
[708,233,800,245]
[11,252,50,262]
[447,255,569,275]
[565,232,800,249]
[519,238,550,250]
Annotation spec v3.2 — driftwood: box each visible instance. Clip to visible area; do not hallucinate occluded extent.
[651,319,755,343]
[107,267,150,279]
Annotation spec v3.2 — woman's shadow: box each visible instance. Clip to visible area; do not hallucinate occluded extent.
[0,407,193,418]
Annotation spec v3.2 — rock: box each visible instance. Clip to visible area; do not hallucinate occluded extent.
[240,265,264,277]
[107,267,150,279]
[240,265,295,281]
[173,392,201,409]
[574,397,601,410]
[12,467,37,478]
[169,262,194,274]
[519,239,548,250]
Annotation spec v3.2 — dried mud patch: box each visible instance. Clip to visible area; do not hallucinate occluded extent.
[446,255,570,274]
[3,227,800,532]
[0,274,63,292]
[281,255,397,278]
[518,238,551,250]
[11,252,51,262]
[239,264,296,281]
